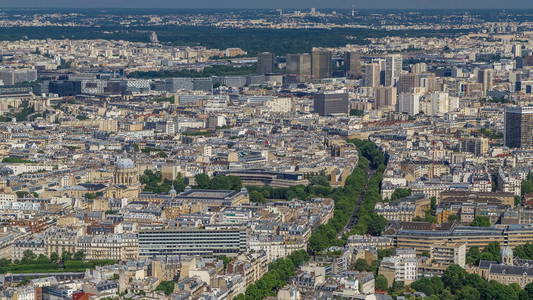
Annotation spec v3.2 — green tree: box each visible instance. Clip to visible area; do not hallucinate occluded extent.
[390,188,411,201]
[524,282,533,299]
[21,250,36,264]
[84,193,97,199]
[448,214,460,222]
[249,190,266,203]
[521,172,533,196]
[375,275,388,291]
[442,264,468,290]
[73,251,85,261]
[366,214,388,236]
[50,252,59,262]
[353,259,369,272]
[195,174,210,189]
[218,256,231,270]
[390,281,404,293]
[349,109,365,117]
[61,251,72,261]
[514,243,533,260]
[16,191,31,198]
[455,285,480,300]
[466,246,481,265]
[430,196,437,211]
[411,276,444,296]
[36,254,48,263]
[484,280,519,300]
[470,216,491,227]
[483,242,501,262]
[172,174,187,193]
[155,281,175,295]
[309,175,330,187]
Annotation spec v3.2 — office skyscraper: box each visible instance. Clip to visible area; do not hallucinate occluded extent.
[398,92,421,116]
[398,73,418,93]
[478,69,494,96]
[287,54,300,74]
[257,52,274,75]
[313,93,349,116]
[287,53,311,82]
[363,63,381,87]
[385,54,402,86]
[344,51,361,79]
[149,31,159,43]
[512,44,522,58]
[311,50,332,80]
[504,106,533,149]
[375,87,397,109]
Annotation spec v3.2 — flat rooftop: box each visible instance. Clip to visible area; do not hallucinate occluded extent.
[177,189,240,200]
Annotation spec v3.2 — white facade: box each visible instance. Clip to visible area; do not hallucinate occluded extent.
[427,92,459,115]
[4,164,54,176]
[398,93,421,116]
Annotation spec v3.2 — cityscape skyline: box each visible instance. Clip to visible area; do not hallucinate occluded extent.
[3,0,533,9]
[0,6,531,300]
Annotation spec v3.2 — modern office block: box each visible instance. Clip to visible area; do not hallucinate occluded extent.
[504,106,533,148]
[385,54,402,87]
[313,93,349,116]
[375,86,397,109]
[257,52,274,75]
[138,228,248,257]
[344,51,361,79]
[287,53,312,82]
[311,50,332,80]
[363,63,381,87]
[478,69,494,96]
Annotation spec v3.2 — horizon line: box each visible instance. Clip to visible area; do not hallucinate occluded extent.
[0,7,532,10]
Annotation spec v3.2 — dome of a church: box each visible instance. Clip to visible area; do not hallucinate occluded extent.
[116,158,135,169]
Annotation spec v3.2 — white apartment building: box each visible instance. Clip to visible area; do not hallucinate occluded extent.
[398,92,421,116]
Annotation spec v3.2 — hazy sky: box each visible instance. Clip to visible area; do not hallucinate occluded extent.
[3,0,533,9]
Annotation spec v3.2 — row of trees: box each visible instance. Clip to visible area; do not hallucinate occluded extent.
[194,174,242,191]
[0,250,116,274]
[0,24,470,56]
[348,165,388,237]
[129,64,256,79]
[233,139,387,298]
[2,157,34,163]
[234,250,309,300]
[348,139,387,170]
[308,156,369,253]
[140,170,187,194]
[247,175,332,203]
[0,250,85,266]
[308,139,388,254]
[347,139,388,237]
[410,264,533,300]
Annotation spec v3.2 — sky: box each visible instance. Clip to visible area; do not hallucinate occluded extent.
[3,0,533,9]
